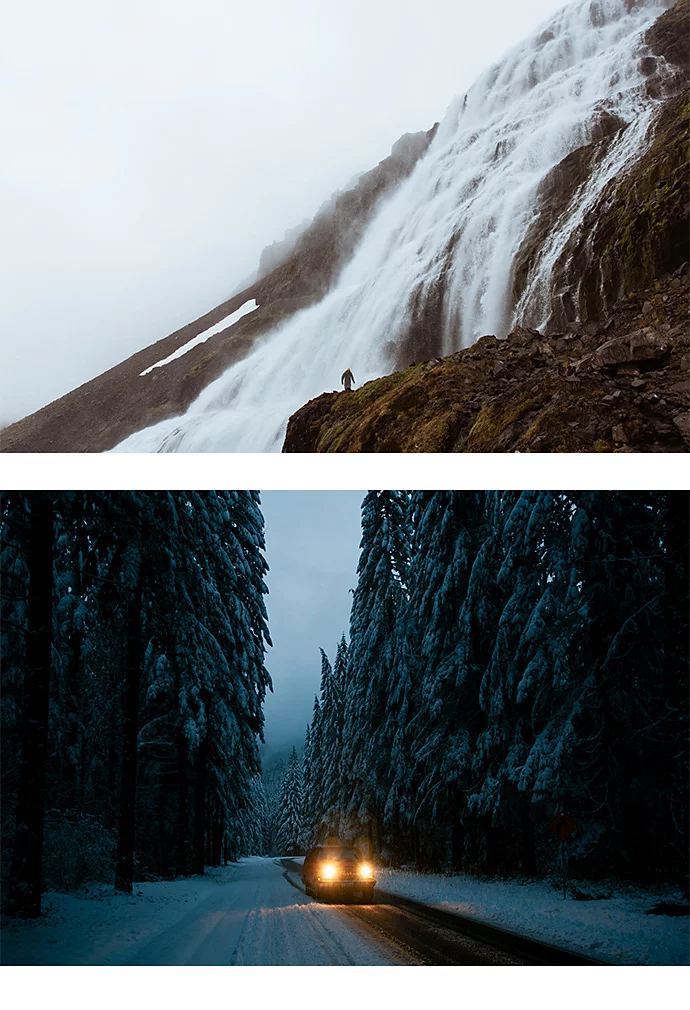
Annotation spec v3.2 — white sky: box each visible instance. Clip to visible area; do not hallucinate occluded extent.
[0,0,567,426]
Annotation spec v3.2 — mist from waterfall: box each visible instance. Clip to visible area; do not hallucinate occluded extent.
[114,0,670,453]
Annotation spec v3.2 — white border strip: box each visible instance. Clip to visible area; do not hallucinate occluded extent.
[0,453,686,491]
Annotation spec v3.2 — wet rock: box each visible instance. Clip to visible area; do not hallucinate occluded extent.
[506,326,534,346]
[593,328,670,368]
[638,56,658,77]
[612,424,628,442]
[673,413,690,443]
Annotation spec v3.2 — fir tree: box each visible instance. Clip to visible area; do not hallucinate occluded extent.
[276,747,304,855]
[342,490,410,852]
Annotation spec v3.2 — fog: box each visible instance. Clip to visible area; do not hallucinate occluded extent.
[260,490,363,754]
[0,0,570,426]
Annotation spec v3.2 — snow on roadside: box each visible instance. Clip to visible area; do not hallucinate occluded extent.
[0,865,240,965]
[376,869,689,966]
[140,299,258,376]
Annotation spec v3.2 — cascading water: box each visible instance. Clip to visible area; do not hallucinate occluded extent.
[114,0,672,453]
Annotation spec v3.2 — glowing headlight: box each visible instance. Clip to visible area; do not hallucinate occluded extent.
[321,862,338,880]
[358,863,373,879]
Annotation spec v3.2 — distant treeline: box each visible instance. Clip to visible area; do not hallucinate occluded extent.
[301,491,688,882]
[1,491,271,917]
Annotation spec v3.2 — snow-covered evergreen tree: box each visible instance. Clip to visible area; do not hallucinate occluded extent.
[396,491,486,864]
[341,490,410,850]
[276,747,304,855]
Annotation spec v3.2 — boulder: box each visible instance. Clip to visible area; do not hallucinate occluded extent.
[593,328,670,368]
[673,413,690,443]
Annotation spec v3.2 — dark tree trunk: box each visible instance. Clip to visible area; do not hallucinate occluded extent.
[157,786,168,877]
[176,730,189,877]
[212,811,223,866]
[114,572,143,893]
[205,797,212,865]
[6,494,54,918]
[450,808,463,872]
[64,624,83,810]
[192,737,208,875]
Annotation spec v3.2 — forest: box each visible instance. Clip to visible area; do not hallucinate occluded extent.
[284,492,688,887]
[1,491,688,923]
[1,491,271,917]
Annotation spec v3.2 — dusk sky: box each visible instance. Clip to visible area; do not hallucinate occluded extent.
[1,0,569,427]
[260,490,364,755]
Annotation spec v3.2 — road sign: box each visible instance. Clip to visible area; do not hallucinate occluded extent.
[550,813,577,841]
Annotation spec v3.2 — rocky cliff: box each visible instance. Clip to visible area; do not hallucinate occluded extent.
[282,2,690,454]
[283,265,689,452]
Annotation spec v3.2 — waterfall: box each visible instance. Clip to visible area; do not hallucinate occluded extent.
[114,0,671,453]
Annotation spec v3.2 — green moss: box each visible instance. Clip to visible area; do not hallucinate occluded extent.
[466,393,546,450]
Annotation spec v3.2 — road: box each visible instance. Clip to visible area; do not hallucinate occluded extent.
[124,856,525,965]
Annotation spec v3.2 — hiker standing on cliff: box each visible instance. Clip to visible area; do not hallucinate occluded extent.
[341,368,355,392]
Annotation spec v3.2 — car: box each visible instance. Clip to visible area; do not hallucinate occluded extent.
[301,845,376,903]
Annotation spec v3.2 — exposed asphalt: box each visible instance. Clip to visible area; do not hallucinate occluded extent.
[280,858,607,966]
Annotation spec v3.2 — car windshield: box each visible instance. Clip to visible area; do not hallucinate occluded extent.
[321,847,359,861]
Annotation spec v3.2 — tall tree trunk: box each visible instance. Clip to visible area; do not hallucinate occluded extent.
[176,730,189,876]
[157,786,168,877]
[64,624,83,810]
[6,494,54,918]
[114,572,143,893]
[192,737,208,875]
[450,805,463,872]
[212,811,223,866]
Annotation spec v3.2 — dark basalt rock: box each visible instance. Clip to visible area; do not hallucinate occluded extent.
[514,0,689,331]
[283,268,689,454]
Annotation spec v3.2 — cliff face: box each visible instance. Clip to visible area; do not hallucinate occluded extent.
[282,2,690,455]
[529,1,690,331]
[0,127,437,453]
[283,266,689,452]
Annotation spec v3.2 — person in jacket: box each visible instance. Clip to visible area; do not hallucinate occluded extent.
[341,367,355,391]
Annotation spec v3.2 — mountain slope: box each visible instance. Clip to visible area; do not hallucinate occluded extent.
[0,128,436,453]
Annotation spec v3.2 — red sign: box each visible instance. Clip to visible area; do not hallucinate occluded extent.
[550,813,577,841]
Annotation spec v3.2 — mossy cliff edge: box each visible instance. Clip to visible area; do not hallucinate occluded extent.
[283,267,689,453]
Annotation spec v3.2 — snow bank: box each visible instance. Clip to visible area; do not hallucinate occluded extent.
[140,299,258,376]
[0,866,237,965]
[376,869,689,965]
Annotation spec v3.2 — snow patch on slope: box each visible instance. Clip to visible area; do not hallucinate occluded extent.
[140,299,258,376]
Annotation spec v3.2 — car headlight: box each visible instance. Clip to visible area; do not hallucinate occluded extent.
[321,862,338,880]
[358,863,373,879]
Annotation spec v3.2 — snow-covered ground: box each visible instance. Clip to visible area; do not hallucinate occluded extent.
[376,869,689,966]
[0,857,403,966]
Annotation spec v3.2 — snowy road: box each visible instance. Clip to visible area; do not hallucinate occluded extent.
[124,858,407,965]
[122,858,525,966]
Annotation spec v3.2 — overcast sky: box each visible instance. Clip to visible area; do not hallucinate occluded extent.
[260,490,363,756]
[0,0,569,427]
